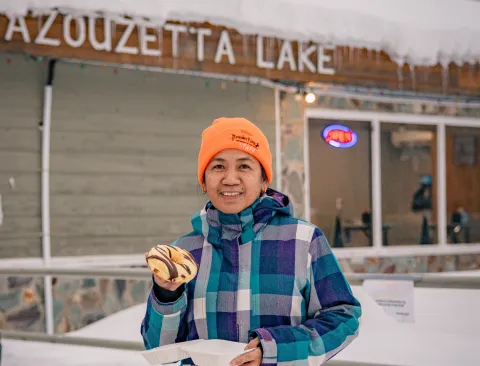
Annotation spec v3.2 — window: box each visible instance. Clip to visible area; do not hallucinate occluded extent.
[380,123,437,246]
[308,119,372,247]
[445,126,480,244]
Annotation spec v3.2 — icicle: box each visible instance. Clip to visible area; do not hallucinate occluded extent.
[267,37,275,63]
[331,45,335,67]
[441,63,449,94]
[37,14,42,36]
[423,67,430,84]
[397,70,403,90]
[470,59,479,82]
[241,35,249,73]
[111,19,117,44]
[468,61,474,80]
[342,47,348,66]
[409,64,416,90]
[337,46,344,70]
[456,63,461,87]
[157,27,163,57]
[333,45,341,69]
[349,46,354,64]
[376,47,381,65]
[395,57,405,90]
[172,26,179,69]
[265,37,270,62]
[75,17,79,40]
[242,34,249,60]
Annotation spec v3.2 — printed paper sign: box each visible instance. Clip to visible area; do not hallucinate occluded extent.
[363,279,415,323]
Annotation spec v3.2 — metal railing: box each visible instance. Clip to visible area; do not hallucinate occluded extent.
[345,272,480,289]
[1,329,145,351]
[1,266,479,289]
[1,266,479,366]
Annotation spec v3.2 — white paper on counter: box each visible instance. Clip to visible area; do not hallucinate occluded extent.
[363,279,415,323]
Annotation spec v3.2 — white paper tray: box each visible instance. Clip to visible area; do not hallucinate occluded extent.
[141,339,255,366]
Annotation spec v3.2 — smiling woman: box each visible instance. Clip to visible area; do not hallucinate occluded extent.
[202,150,267,214]
[198,118,270,214]
[141,117,361,366]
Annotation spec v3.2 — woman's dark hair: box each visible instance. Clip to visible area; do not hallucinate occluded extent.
[261,167,268,183]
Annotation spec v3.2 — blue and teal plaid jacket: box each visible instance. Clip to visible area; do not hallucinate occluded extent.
[141,189,361,365]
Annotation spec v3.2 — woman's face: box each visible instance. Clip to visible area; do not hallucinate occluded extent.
[203,149,268,214]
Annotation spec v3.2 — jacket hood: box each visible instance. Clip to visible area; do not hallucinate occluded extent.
[190,188,293,245]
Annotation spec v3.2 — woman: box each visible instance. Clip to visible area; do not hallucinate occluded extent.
[141,117,361,366]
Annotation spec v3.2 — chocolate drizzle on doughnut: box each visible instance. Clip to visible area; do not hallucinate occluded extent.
[183,252,196,263]
[178,263,192,275]
[147,244,198,282]
[146,254,178,280]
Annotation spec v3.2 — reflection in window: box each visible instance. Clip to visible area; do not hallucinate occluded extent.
[446,127,480,244]
[308,119,372,248]
[381,123,437,245]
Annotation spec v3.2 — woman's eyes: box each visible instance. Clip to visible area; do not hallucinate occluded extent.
[212,164,251,170]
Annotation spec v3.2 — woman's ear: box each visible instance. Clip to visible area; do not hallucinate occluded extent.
[262,184,268,194]
[201,184,207,194]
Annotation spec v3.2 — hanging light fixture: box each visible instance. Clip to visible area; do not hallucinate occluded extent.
[305,92,316,104]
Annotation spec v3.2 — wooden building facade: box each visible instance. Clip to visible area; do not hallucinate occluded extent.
[1,11,480,261]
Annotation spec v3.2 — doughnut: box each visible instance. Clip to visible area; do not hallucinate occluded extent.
[146,245,198,284]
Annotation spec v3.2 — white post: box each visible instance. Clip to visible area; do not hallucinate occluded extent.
[436,123,447,246]
[371,119,383,249]
[303,114,311,222]
[42,82,54,335]
[274,88,282,192]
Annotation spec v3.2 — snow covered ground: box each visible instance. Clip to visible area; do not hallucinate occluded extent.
[3,279,480,366]
[2,340,145,366]
[2,304,148,366]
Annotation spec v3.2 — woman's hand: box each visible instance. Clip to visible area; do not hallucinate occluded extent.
[230,337,263,366]
[144,252,184,291]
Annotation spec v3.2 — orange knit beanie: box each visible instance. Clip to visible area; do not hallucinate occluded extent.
[198,117,272,184]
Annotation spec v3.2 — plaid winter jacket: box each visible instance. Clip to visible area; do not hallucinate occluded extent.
[141,189,361,365]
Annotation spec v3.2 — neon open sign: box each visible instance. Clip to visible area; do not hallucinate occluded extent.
[322,124,358,148]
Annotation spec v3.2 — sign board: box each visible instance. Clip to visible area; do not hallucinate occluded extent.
[0,11,478,95]
[322,124,358,148]
[363,279,415,323]
[0,12,336,78]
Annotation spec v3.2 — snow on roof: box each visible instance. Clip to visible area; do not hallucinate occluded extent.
[1,1,480,67]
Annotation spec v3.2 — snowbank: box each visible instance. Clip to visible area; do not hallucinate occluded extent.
[336,286,480,365]
[1,339,146,366]
[69,302,145,343]
[3,284,480,365]
[0,0,479,68]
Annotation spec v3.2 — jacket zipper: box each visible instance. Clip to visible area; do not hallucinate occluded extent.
[235,238,240,342]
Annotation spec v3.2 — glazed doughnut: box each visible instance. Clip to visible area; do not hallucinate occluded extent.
[146,245,198,284]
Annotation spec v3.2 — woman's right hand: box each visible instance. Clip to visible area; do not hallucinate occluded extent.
[145,252,184,292]
[153,275,184,292]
